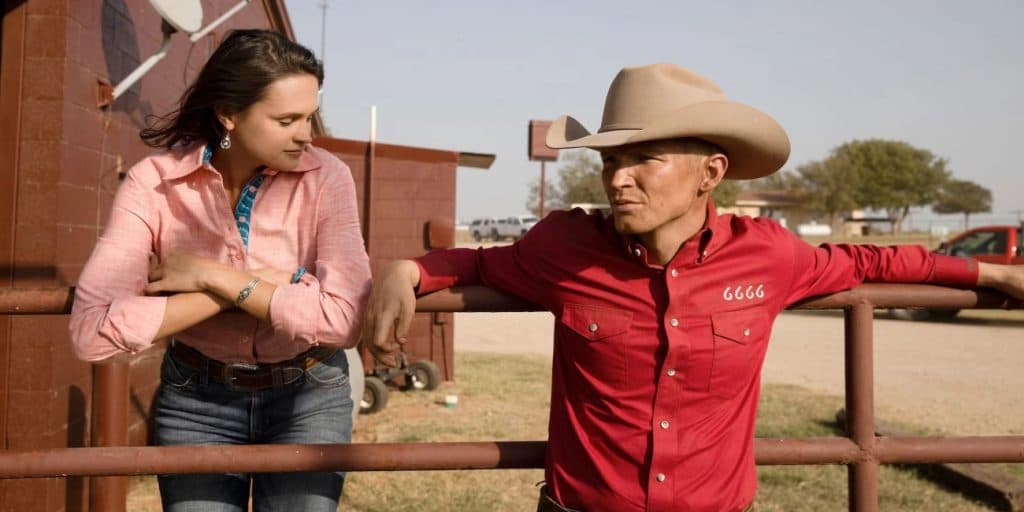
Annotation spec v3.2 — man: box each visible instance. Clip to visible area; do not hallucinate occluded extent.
[361,63,1024,512]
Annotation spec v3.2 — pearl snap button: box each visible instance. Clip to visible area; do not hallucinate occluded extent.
[588,323,598,333]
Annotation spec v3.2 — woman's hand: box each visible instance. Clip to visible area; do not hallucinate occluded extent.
[146,252,225,295]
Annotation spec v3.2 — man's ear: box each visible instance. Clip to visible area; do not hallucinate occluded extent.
[699,153,728,193]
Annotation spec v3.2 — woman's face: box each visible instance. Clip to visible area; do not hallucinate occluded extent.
[222,73,320,171]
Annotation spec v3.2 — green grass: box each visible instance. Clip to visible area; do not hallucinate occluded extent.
[127,352,1015,511]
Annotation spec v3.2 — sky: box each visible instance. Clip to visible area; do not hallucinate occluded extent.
[283,0,1024,228]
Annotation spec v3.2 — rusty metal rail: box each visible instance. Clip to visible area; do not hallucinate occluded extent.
[1,284,1022,512]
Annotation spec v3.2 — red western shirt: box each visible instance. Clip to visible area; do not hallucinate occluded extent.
[414,203,977,512]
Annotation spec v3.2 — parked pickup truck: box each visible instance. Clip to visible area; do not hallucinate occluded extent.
[897,224,1023,320]
[493,215,539,241]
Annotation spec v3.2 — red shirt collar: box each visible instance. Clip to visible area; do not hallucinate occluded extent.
[615,199,728,268]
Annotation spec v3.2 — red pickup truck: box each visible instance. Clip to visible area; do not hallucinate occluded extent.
[934,224,1024,265]
[898,224,1023,320]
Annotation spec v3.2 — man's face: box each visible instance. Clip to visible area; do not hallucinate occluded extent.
[600,139,714,238]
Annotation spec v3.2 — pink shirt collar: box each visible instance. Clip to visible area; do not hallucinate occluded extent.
[160,142,323,181]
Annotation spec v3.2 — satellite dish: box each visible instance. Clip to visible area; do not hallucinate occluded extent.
[102,0,253,107]
[149,0,203,34]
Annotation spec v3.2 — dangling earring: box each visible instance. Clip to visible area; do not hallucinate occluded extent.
[220,132,231,150]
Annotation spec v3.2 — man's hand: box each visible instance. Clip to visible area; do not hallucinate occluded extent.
[360,260,421,368]
[977,263,1024,301]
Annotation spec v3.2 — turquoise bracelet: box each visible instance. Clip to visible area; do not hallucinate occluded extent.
[291,267,306,284]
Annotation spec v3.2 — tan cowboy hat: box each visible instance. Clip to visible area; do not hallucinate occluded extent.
[546,63,790,180]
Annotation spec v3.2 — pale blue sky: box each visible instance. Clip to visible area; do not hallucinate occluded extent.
[283,0,1023,227]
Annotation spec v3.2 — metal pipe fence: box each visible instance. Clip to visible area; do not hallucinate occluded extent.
[0,284,1021,512]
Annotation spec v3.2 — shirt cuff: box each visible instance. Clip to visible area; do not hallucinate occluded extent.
[927,255,979,288]
[269,283,318,344]
[413,249,478,294]
[99,295,167,353]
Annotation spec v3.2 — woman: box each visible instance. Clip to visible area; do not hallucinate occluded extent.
[69,29,371,511]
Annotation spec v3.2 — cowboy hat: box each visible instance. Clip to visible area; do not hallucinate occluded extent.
[546,63,790,180]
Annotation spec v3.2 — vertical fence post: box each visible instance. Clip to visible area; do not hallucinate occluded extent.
[89,362,129,512]
[845,303,878,512]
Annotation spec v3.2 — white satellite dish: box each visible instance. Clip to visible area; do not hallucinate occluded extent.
[103,0,252,106]
[150,0,203,34]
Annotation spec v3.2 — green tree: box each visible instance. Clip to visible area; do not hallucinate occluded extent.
[828,139,950,233]
[932,178,992,229]
[747,169,801,192]
[526,150,604,215]
[524,179,560,217]
[711,180,741,207]
[793,160,861,228]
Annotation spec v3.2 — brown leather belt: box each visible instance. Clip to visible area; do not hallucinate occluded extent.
[169,341,337,391]
[535,486,754,512]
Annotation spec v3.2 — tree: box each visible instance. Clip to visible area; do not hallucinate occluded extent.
[793,160,860,228]
[526,150,604,216]
[932,179,992,229]
[711,180,741,207]
[827,139,950,233]
[746,169,800,192]
[524,179,560,217]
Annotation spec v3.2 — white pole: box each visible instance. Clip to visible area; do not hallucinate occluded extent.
[370,105,377,143]
[189,0,251,42]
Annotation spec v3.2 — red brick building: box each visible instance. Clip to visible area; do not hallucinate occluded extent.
[0,1,490,509]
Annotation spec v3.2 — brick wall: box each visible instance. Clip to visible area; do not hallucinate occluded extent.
[0,1,285,510]
[317,137,458,382]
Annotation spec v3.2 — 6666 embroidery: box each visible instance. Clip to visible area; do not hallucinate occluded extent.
[723,284,764,301]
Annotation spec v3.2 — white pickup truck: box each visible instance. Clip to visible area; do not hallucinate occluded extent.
[494,215,539,241]
[470,215,539,241]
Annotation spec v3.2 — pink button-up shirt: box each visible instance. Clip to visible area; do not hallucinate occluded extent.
[69,143,371,363]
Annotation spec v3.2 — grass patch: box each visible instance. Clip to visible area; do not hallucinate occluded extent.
[128,352,1012,511]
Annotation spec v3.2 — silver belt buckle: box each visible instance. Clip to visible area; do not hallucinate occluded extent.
[221,362,260,391]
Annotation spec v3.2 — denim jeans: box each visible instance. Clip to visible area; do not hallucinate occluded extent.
[154,347,353,512]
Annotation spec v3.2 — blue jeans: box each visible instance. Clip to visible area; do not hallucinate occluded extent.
[154,347,353,512]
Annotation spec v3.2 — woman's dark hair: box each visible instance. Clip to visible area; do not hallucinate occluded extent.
[140,29,323,149]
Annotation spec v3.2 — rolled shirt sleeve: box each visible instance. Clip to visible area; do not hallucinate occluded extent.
[68,169,167,361]
[784,225,980,306]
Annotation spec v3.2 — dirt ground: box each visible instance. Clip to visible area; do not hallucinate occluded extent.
[453,310,1024,436]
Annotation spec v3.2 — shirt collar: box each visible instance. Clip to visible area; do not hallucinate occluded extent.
[161,141,323,181]
[616,198,729,268]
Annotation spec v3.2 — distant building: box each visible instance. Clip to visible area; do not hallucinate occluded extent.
[719,190,866,237]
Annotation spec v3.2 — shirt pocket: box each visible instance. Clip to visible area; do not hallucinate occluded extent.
[557,303,634,390]
[684,309,770,398]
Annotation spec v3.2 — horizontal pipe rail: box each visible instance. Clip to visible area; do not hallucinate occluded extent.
[875,436,1024,464]
[0,441,546,479]
[413,283,1024,312]
[2,284,1021,315]
[0,436,1021,479]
